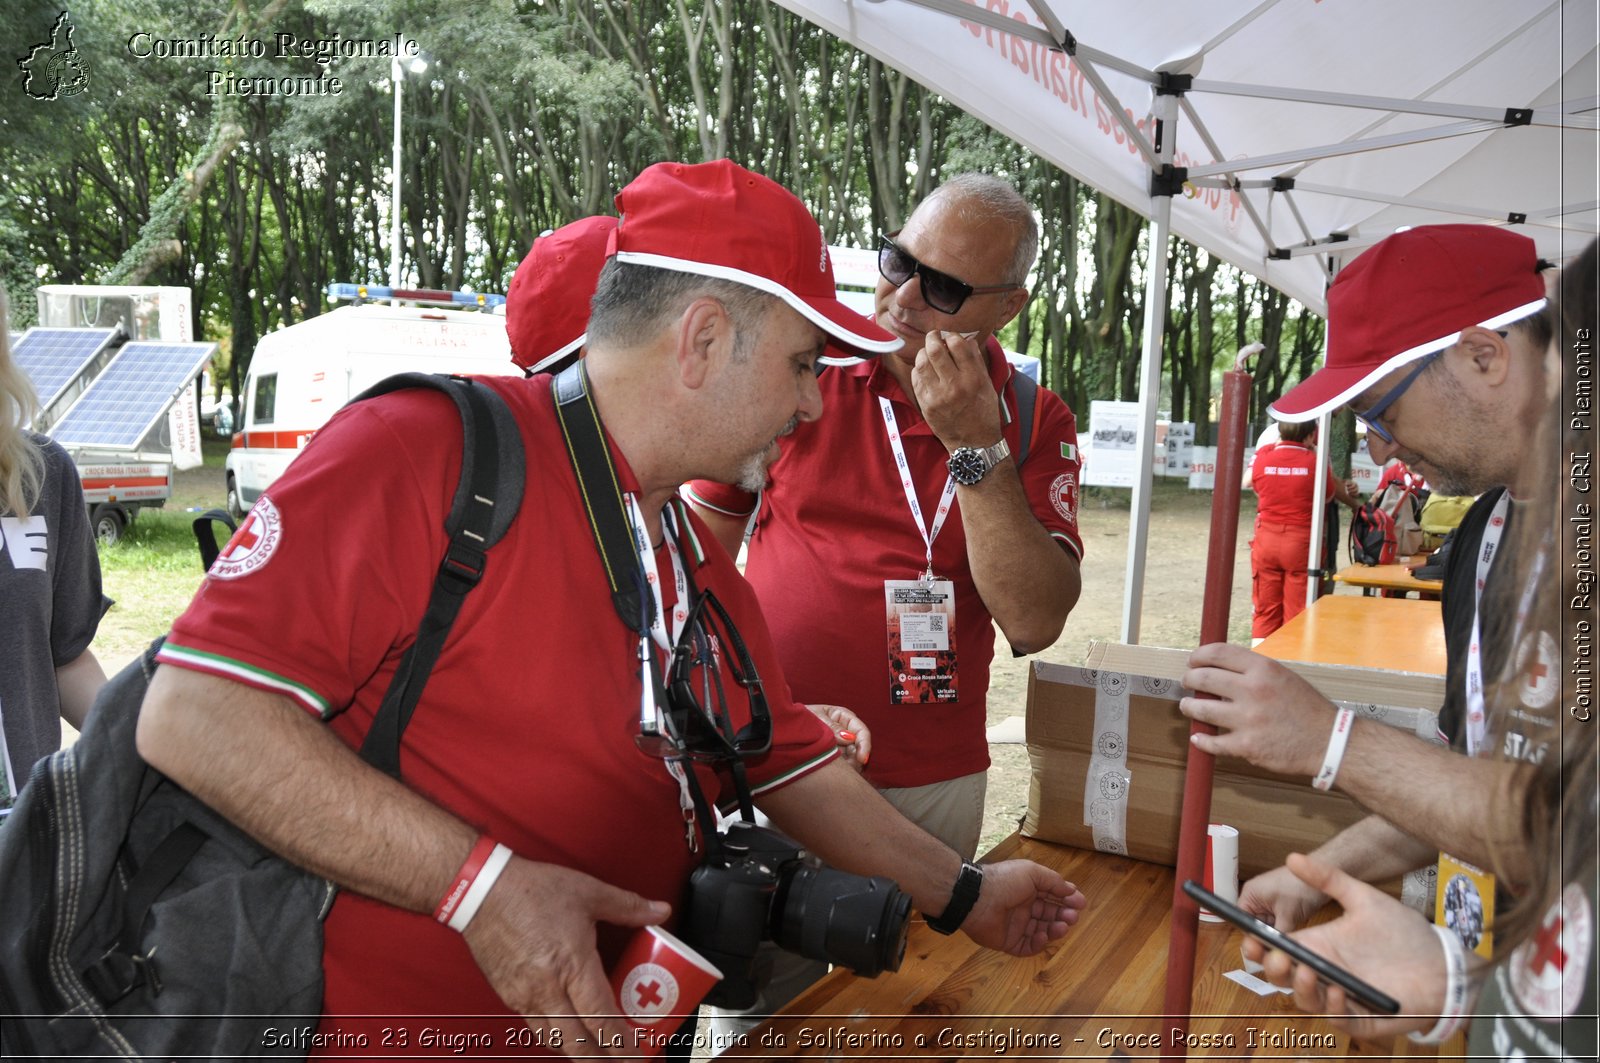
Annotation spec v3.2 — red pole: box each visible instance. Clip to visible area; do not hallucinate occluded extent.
[1160,365,1253,1058]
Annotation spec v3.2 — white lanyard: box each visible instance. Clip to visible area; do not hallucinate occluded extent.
[878,396,958,580]
[625,495,700,852]
[624,494,690,652]
[1463,492,1511,755]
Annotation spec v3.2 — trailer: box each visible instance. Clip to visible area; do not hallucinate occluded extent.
[21,285,213,543]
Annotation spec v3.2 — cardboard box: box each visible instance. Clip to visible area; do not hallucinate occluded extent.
[1022,643,1446,881]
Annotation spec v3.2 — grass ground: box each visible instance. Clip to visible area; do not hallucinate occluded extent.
[92,436,231,672]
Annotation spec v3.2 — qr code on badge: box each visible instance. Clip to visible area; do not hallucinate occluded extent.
[927,615,946,631]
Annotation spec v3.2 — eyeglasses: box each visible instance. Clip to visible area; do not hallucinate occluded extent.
[636,588,772,762]
[1353,350,1441,445]
[878,231,1022,315]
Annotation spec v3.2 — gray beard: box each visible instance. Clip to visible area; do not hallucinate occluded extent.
[734,416,799,492]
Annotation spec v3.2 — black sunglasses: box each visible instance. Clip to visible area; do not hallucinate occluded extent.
[636,588,772,762]
[878,230,1023,315]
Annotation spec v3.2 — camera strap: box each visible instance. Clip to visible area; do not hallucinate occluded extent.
[552,363,738,855]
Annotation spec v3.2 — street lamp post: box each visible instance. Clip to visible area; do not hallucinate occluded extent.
[389,48,429,289]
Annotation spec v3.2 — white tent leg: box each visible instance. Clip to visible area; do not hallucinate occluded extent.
[1307,409,1332,611]
[1120,99,1180,643]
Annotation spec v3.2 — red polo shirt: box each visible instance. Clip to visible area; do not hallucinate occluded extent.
[161,375,836,1054]
[689,339,1082,788]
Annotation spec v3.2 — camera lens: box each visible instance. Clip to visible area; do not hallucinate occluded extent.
[771,865,911,977]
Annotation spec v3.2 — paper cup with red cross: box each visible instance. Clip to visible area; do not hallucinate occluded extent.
[609,925,723,1056]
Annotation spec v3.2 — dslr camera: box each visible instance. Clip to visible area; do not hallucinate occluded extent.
[679,820,911,1009]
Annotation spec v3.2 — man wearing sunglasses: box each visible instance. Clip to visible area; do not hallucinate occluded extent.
[689,175,1084,1035]
[691,174,1083,856]
[1174,223,1555,936]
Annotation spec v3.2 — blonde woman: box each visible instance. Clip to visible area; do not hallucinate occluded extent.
[0,286,108,818]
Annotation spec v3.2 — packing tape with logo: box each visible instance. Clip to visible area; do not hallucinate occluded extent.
[1401,863,1438,915]
[1330,700,1444,746]
[1083,668,1131,856]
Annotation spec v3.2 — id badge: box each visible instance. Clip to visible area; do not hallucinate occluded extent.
[1436,852,1496,959]
[884,579,958,704]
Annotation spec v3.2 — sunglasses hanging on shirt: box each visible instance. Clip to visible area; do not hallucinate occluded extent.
[553,362,770,766]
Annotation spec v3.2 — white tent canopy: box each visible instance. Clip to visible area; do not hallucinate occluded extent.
[773,0,1598,640]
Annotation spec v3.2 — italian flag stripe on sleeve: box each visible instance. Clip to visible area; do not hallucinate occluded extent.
[1061,442,1078,461]
[748,748,839,796]
[155,642,332,716]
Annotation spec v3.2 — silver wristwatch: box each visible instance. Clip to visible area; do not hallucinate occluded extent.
[946,439,1011,486]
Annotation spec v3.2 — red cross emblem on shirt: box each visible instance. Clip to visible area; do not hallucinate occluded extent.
[225,515,261,558]
[635,980,665,1008]
[1526,657,1550,688]
[1531,915,1568,976]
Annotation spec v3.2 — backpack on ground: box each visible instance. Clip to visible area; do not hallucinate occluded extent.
[0,373,525,1060]
[1350,477,1428,564]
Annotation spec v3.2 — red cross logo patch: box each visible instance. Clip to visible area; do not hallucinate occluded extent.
[619,961,679,1025]
[1514,629,1560,711]
[1510,881,1593,1020]
[210,497,283,581]
[1049,471,1079,525]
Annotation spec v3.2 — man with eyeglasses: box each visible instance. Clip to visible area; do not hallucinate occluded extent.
[135,161,1089,1057]
[1173,223,1554,936]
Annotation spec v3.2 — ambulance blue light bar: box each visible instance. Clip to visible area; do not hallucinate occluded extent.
[326,283,506,310]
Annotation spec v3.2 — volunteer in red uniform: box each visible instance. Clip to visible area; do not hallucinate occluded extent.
[688,175,1083,858]
[1249,419,1358,638]
[135,160,1089,1057]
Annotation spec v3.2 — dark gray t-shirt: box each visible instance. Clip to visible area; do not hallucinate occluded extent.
[1469,853,1599,1062]
[1,435,106,806]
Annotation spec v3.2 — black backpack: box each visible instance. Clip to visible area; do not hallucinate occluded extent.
[0,374,525,1059]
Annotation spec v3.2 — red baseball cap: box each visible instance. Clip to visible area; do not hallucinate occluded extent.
[506,215,617,375]
[1270,224,1547,421]
[612,160,901,356]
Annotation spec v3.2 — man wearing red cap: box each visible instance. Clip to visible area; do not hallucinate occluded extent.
[135,160,1088,1056]
[1175,223,1555,933]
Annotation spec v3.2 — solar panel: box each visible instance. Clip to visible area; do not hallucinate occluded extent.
[12,327,122,412]
[51,340,217,450]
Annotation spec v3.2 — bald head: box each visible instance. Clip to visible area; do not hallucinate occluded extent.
[920,174,1039,286]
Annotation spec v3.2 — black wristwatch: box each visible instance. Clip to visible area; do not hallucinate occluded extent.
[926,860,984,935]
[946,439,1010,486]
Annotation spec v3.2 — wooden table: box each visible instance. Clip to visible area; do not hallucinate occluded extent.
[1333,563,1443,597]
[732,835,1447,1058]
[1255,595,1446,675]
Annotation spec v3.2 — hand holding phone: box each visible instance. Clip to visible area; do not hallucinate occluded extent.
[1183,879,1401,1015]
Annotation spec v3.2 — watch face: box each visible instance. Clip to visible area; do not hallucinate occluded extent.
[948,448,986,485]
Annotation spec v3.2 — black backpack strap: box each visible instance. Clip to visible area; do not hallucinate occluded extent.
[1010,370,1038,466]
[352,373,527,777]
[191,508,237,572]
[552,362,648,634]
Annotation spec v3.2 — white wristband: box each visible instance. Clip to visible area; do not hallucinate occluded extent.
[447,843,513,933]
[1311,707,1357,791]
[1408,923,1471,1044]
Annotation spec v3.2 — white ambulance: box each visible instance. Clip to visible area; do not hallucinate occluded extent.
[224,285,516,518]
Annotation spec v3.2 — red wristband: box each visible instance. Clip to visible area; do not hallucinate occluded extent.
[434,835,498,924]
